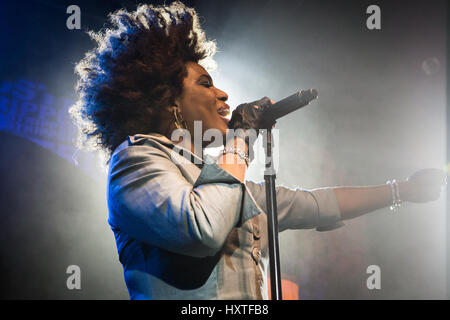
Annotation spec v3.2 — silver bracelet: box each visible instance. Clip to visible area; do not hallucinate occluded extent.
[386,179,402,212]
[222,146,249,166]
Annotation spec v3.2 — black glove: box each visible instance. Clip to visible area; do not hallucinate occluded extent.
[227,96,276,162]
[228,96,276,132]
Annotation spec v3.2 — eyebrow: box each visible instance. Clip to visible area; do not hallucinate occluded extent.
[198,74,213,84]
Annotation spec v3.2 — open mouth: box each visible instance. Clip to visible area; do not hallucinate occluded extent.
[217,105,230,124]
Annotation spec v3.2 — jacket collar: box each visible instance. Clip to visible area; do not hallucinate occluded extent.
[132,132,205,164]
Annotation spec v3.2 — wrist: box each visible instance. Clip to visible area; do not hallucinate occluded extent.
[225,136,249,154]
[386,179,403,212]
[222,149,248,166]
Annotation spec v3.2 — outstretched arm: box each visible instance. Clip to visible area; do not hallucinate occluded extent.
[333,168,447,220]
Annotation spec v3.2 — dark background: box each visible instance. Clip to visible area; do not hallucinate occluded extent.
[0,0,447,299]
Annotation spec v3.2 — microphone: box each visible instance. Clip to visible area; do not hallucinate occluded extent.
[262,89,318,123]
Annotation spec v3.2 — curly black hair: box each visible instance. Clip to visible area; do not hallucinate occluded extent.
[69,1,217,163]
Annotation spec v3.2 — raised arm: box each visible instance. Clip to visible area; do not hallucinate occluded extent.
[333,168,446,220]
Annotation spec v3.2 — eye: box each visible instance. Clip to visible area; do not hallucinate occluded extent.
[202,81,212,88]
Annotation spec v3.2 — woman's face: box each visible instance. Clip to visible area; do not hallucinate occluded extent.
[175,61,230,146]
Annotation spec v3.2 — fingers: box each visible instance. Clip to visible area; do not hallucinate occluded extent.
[408,168,447,186]
[425,186,442,202]
[426,170,446,186]
[405,182,443,203]
[254,97,275,107]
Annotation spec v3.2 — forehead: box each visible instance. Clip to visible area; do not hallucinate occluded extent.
[185,61,209,79]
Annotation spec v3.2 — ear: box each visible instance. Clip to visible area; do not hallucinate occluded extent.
[173,95,182,110]
[164,104,177,113]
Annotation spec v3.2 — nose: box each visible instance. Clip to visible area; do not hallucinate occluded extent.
[216,87,228,102]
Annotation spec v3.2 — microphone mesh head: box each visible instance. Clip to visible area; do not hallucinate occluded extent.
[298,89,318,104]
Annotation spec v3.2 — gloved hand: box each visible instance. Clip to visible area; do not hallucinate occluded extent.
[227,96,276,162]
[400,168,447,203]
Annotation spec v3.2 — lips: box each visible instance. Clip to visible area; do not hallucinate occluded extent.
[217,105,230,117]
[217,105,230,124]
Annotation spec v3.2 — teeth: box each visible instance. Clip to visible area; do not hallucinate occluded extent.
[217,109,230,117]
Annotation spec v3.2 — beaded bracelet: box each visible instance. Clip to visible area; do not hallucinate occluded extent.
[386,179,402,212]
[222,146,249,166]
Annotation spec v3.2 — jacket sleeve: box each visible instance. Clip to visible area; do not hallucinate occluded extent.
[245,181,345,232]
[107,141,261,258]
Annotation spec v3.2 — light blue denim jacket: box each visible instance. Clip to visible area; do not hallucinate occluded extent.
[107,132,344,299]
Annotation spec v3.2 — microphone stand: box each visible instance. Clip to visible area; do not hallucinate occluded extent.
[256,89,318,300]
[262,128,282,300]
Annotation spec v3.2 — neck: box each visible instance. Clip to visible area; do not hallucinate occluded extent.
[168,130,204,159]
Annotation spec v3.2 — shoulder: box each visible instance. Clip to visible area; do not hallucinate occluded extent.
[108,132,200,179]
[111,133,174,161]
[107,133,178,180]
